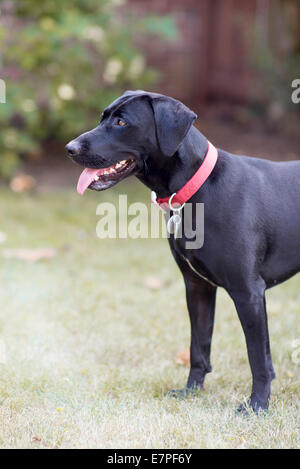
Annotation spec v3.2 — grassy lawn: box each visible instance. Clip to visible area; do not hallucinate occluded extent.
[0,180,299,449]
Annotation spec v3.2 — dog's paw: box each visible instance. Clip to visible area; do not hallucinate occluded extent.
[236,398,269,416]
[236,401,252,416]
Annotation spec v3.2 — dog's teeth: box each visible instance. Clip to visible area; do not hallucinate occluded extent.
[109,167,115,173]
[104,171,108,175]
[94,175,99,181]
[115,163,122,169]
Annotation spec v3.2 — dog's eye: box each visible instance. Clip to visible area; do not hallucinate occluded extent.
[117,119,127,127]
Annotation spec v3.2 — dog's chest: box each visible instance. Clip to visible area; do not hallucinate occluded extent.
[169,234,218,287]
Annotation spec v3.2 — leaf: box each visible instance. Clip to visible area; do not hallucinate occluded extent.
[2,248,57,263]
[144,275,166,290]
[31,435,48,447]
[10,173,36,192]
[175,348,190,366]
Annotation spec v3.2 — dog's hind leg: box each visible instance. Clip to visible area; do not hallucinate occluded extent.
[169,278,217,397]
[263,295,276,382]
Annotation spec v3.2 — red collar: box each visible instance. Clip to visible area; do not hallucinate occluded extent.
[152,141,218,210]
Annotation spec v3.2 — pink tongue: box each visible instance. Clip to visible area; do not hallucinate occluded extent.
[77,168,101,195]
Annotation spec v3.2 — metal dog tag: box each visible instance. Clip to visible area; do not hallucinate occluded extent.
[167,213,182,239]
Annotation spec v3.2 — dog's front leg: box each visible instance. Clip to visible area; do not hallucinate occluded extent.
[169,278,217,397]
[185,279,217,389]
[231,284,275,414]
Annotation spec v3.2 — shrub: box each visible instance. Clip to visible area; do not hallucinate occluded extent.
[249,0,300,120]
[0,0,177,178]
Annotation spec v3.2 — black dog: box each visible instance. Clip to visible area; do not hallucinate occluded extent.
[66,90,300,413]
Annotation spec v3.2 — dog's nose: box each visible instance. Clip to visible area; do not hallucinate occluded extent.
[66,140,81,157]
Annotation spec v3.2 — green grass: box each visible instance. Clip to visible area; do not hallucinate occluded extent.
[0,181,299,448]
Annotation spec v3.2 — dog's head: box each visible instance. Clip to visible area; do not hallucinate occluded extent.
[66,90,197,194]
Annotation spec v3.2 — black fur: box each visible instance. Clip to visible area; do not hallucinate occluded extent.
[66,90,300,414]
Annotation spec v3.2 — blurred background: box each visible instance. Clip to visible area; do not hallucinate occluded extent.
[0,0,300,190]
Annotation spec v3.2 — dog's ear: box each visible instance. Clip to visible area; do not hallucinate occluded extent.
[151,97,197,157]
